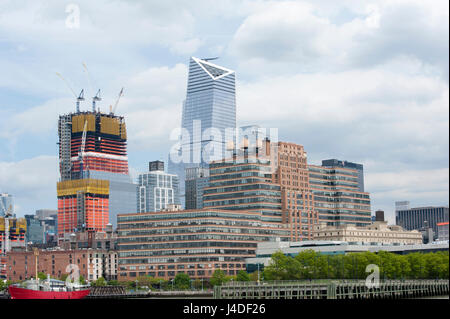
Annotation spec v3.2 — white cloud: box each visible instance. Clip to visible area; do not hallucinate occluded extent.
[0,0,447,217]
[229,0,449,78]
[119,63,187,151]
[0,156,59,215]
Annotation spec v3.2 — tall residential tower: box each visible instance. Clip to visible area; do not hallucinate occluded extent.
[57,108,136,238]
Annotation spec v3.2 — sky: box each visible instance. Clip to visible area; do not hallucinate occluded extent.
[0,0,448,224]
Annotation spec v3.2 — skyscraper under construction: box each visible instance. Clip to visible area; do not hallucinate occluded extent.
[57,98,136,239]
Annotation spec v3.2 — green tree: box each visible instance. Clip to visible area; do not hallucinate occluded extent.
[174,273,190,290]
[108,280,120,286]
[37,272,47,280]
[407,253,426,279]
[295,250,320,280]
[78,275,86,284]
[236,270,250,282]
[192,279,202,290]
[0,280,5,292]
[264,251,296,280]
[136,275,154,288]
[93,277,106,287]
[249,271,260,282]
[210,269,227,286]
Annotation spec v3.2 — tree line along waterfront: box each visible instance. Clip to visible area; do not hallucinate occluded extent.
[0,250,448,293]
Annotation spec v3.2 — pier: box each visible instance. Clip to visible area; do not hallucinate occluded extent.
[213,280,449,299]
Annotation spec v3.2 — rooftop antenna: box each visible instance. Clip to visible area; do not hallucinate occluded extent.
[56,72,84,113]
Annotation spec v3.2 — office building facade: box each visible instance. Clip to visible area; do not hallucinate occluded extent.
[185,166,209,210]
[24,215,44,244]
[308,163,372,227]
[116,208,290,280]
[168,57,236,208]
[322,159,364,192]
[203,140,320,241]
[395,206,449,237]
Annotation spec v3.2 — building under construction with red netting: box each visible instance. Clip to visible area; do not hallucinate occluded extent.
[57,110,136,240]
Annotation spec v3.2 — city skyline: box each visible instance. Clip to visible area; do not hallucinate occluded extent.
[0,0,448,225]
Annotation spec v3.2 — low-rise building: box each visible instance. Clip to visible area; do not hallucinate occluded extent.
[6,248,117,282]
[313,221,422,245]
[245,240,449,273]
[117,207,290,281]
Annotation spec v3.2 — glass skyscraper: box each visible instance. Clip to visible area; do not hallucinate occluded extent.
[168,57,236,208]
[0,193,13,217]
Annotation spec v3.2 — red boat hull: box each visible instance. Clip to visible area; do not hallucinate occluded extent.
[9,286,90,299]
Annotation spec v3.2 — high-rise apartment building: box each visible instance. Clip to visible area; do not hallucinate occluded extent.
[271,142,319,241]
[308,162,372,227]
[395,206,449,238]
[168,57,236,207]
[57,110,136,238]
[137,161,180,213]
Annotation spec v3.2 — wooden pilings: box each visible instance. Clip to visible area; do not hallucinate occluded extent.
[213,280,449,299]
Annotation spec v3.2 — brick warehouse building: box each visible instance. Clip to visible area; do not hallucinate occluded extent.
[6,248,117,282]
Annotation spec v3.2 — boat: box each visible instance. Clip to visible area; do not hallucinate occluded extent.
[9,278,91,299]
[8,248,90,299]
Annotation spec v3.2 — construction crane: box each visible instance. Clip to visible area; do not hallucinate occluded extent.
[78,120,88,179]
[56,72,85,113]
[92,89,101,112]
[111,88,124,115]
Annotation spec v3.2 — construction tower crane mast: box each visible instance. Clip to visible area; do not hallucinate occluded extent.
[78,120,88,178]
[92,89,101,112]
[56,72,85,113]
